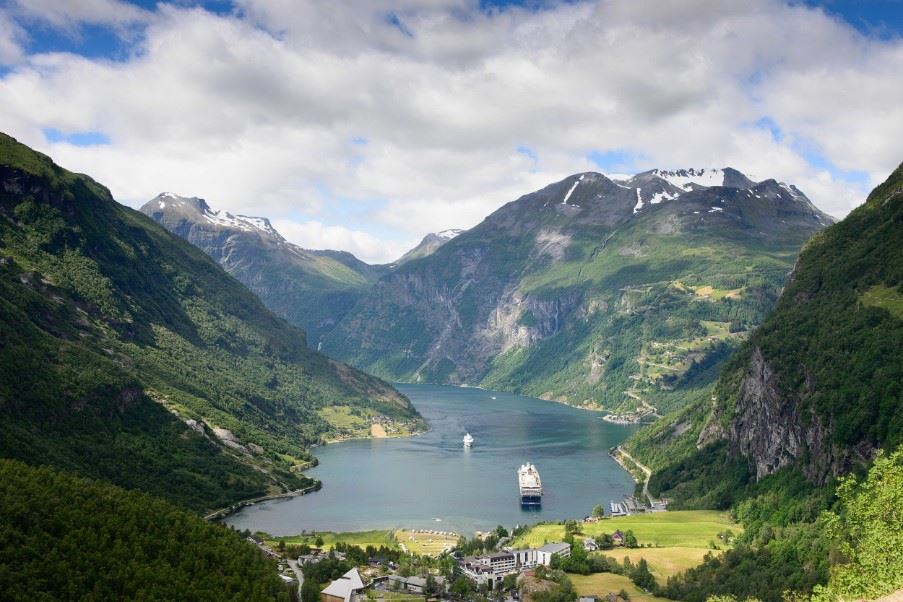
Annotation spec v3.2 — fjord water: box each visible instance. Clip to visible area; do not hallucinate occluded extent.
[225,384,637,535]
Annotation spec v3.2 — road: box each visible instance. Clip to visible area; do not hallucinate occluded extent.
[287,558,304,595]
[615,445,654,505]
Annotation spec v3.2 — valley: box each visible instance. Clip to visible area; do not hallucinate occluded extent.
[0,127,899,602]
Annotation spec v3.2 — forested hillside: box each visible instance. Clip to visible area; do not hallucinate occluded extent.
[0,460,292,601]
[0,133,423,511]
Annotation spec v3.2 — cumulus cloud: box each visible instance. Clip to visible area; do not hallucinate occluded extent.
[0,0,901,262]
[271,219,411,265]
[10,0,151,31]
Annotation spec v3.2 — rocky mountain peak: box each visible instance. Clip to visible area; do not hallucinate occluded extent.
[141,193,283,240]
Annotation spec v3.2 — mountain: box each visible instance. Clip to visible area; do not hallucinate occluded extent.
[622,162,903,601]
[643,160,903,501]
[0,459,292,600]
[0,133,422,511]
[323,168,833,417]
[395,229,465,265]
[140,193,388,342]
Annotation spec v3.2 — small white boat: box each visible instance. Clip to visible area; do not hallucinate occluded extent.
[463,433,474,447]
[490,396,497,400]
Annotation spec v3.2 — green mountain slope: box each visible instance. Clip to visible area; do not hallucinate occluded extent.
[625,162,903,600]
[325,169,832,418]
[140,193,388,342]
[0,133,422,511]
[643,160,903,503]
[0,459,291,601]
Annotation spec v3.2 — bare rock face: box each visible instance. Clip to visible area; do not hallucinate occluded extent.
[707,347,870,483]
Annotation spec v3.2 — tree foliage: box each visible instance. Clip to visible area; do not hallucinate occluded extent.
[0,460,290,601]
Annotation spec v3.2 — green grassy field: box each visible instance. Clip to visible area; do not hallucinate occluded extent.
[510,510,739,549]
[318,405,370,430]
[269,529,399,550]
[598,547,712,580]
[569,572,669,601]
[861,284,903,320]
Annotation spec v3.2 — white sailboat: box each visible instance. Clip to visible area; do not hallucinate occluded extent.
[463,432,474,447]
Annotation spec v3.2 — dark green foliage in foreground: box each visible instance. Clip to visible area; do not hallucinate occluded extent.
[0,460,290,601]
[0,132,420,511]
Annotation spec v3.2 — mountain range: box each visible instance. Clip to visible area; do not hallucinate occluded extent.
[147,168,832,420]
[0,133,422,512]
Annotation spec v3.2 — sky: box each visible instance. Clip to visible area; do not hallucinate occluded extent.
[1,0,902,263]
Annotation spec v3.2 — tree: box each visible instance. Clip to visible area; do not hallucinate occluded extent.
[495,525,509,539]
[596,533,614,549]
[451,576,475,597]
[812,447,903,601]
[592,504,605,518]
[629,558,656,591]
[623,530,638,548]
[314,535,324,547]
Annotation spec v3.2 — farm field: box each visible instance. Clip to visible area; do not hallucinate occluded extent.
[597,547,712,580]
[569,572,670,601]
[268,529,399,550]
[510,510,740,549]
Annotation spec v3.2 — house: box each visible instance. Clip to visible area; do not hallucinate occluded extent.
[582,538,598,552]
[611,531,624,547]
[535,542,571,566]
[321,568,365,602]
[387,575,445,594]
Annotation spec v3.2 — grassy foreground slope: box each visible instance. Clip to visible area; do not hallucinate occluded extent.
[0,133,422,511]
[0,460,290,601]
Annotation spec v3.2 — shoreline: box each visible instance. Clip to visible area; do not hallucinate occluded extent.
[204,483,320,522]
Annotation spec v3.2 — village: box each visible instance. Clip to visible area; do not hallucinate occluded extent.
[242,501,738,602]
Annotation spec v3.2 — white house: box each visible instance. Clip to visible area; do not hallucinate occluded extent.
[321,568,365,602]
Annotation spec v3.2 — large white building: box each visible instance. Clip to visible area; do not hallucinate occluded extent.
[458,542,571,585]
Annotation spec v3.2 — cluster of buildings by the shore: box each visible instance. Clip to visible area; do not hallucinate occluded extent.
[606,495,669,517]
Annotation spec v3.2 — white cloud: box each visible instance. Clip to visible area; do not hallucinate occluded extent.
[10,0,151,31]
[0,11,26,65]
[271,219,410,264]
[0,0,901,262]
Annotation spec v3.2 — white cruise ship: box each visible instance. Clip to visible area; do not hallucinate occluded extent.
[463,433,474,447]
[518,463,542,506]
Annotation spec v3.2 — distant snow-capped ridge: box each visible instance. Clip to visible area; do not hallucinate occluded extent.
[148,192,283,240]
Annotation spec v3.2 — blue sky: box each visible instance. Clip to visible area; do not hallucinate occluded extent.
[2,0,901,261]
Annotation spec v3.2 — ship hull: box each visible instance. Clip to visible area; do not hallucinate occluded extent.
[520,495,542,506]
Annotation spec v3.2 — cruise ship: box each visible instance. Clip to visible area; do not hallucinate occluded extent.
[517,463,543,506]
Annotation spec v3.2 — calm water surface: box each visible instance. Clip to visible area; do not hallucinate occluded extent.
[225,384,637,535]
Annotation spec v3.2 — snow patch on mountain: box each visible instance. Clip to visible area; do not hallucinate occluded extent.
[649,190,679,205]
[562,176,583,205]
[633,188,644,213]
[436,229,464,240]
[652,168,725,190]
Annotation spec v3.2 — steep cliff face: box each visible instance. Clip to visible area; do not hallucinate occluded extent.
[702,347,857,483]
[653,162,903,493]
[326,169,832,414]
